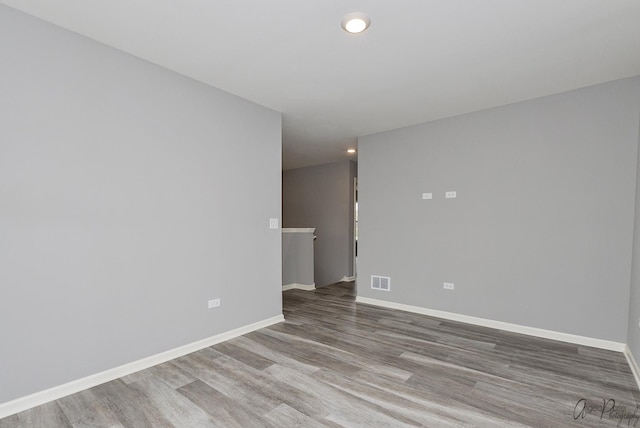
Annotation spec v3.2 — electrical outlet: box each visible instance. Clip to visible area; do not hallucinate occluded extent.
[445,191,457,199]
[208,299,221,309]
[443,282,455,290]
[422,193,432,200]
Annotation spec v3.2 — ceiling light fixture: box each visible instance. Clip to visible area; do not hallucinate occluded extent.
[347,148,357,154]
[341,13,371,34]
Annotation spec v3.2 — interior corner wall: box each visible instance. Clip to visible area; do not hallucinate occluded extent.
[282,160,356,287]
[628,97,640,359]
[358,76,640,343]
[0,5,282,404]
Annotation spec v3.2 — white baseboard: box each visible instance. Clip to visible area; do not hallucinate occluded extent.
[339,276,355,282]
[282,283,316,291]
[0,314,285,419]
[355,296,626,352]
[624,346,640,390]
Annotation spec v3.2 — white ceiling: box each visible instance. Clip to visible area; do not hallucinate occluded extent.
[3,1,640,170]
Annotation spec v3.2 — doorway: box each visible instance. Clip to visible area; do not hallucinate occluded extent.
[353,176,358,283]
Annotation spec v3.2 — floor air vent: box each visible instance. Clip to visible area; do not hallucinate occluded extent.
[371,275,391,291]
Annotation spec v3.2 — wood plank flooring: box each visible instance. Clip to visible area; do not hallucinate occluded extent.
[2,282,639,427]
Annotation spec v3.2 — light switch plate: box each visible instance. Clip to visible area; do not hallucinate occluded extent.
[269,218,279,229]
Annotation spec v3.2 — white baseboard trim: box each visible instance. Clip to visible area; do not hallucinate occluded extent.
[624,346,640,390]
[0,314,285,419]
[355,296,626,352]
[282,283,316,291]
[339,276,355,282]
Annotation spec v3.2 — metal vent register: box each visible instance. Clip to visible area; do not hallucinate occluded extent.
[371,275,391,291]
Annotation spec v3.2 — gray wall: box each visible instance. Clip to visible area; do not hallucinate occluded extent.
[0,5,282,404]
[282,231,315,286]
[628,108,640,358]
[358,77,640,343]
[282,160,357,287]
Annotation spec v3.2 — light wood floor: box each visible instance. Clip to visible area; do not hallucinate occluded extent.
[2,282,639,427]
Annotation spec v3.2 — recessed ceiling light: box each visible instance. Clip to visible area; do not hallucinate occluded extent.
[347,148,357,154]
[341,13,371,34]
